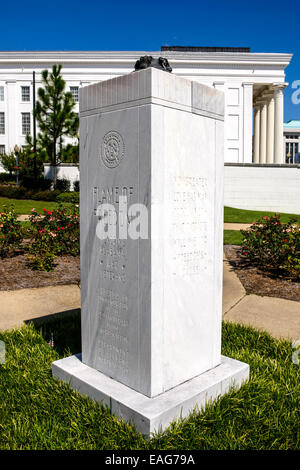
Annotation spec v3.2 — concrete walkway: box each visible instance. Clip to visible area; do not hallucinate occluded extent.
[0,259,298,341]
[0,284,80,330]
[223,256,300,341]
[224,223,251,231]
[17,214,30,221]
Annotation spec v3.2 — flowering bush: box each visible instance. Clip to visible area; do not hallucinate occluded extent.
[28,203,79,270]
[27,231,56,271]
[0,205,23,258]
[241,214,300,280]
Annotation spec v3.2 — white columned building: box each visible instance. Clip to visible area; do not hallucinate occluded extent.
[284,120,300,163]
[0,48,293,164]
[253,83,287,164]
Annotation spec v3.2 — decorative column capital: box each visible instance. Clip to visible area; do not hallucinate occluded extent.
[272,82,288,93]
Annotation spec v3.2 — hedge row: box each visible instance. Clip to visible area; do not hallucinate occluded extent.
[0,185,79,203]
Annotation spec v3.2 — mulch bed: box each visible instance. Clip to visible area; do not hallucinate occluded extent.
[0,253,80,291]
[224,244,300,302]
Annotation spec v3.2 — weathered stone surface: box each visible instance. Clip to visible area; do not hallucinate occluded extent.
[53,68,249,434]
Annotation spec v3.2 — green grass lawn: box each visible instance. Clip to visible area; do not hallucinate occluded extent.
[0,313,298,450]
[224,206,300,224]
[0,197,58,215]
[224,229,243,245]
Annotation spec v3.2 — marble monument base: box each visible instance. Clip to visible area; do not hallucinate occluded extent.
[52,354,249,436]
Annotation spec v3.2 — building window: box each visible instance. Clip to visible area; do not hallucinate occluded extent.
[286,142,299,163]
[0,145,5,155]
[70,86,79,102]
[22,112,31,135]
[285,134,298,140]
[0,112,5,134]
[21,86,30,102]
[0,87,4,101]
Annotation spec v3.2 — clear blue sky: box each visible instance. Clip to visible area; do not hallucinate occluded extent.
[2,0,300,121]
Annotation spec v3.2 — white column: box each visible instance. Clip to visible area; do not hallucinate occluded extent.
[274,84,285,164]
[242,83,253,163]
[266,94,275,163]
[6,80,17,151]
[259,101,267,163]
[253,105,260,163]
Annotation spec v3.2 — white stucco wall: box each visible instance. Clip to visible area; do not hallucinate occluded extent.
[224,164,300,214]
[44,163,79,190]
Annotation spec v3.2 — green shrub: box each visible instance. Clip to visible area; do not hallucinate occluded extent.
[56,192,79,204]
[0,205,23,257]
[21,176,52,191]
[54,178,70,192]
[0,185,27,199]
[31,189,60,201]
[0,184,60,201]
[0,173,14,183]
[241,214,300,280]
[27,231,56,271]
[73,180,79,192]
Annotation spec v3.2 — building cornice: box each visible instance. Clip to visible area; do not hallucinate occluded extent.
[0,50,293,68]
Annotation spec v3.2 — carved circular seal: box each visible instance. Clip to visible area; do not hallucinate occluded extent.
[101,131,125,168]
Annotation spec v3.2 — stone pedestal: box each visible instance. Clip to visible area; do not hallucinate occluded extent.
[52,67,249,436]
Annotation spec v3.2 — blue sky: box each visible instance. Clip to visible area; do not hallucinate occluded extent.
[2,0,299,121]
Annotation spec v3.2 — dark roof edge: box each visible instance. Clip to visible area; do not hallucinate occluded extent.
[161,46,250,53]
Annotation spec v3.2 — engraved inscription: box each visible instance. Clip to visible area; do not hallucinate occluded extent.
[170,175,210,279]
[97,285,130,374]
[99,239,127,283]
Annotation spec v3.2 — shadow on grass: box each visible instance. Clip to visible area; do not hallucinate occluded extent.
[25,308,81,357]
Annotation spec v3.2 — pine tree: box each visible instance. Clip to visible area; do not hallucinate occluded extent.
[34,64,79,186]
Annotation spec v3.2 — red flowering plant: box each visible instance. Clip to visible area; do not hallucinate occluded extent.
[28,203,79,269]
[0,205,23,258]
[241,214,300,280]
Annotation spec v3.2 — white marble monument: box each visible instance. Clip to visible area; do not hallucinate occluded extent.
[52,64,249,436]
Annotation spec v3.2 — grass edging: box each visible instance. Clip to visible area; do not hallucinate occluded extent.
[0,313,298,450]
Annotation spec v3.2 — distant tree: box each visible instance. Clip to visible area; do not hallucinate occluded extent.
[0,151,16,175]
[34,64,79,186]
[60,143,79,164]
[0,136,46,186]
[17,138,45,181]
